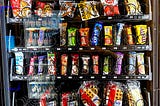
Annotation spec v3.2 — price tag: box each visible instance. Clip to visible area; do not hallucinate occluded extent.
[102,76,106,79]
[79,76,83,79]
[125,76,129,79]
[123,46,127,50]
[23,48,27,51]
[90,76,95,79]
[57,76,61,79]
[102,47,106,50]
[57,48,61,51]
[108,17,112,19]
[129,16,133,19]
[45,48,49,51]
[68,76,72,79]
[68,48,72,50]
[91,47,95,50]
[113,47,118,50]
[79,48,83,50]
[33,48,37,51]
[19,48,22,51]
[113,76,117,79]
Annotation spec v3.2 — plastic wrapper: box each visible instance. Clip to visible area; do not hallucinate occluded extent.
[81,56,90,74]
[68,27,77,46]
[103,56,111,75]
[137,53,145,74]
[38,28,46,46]
[124,0,142,15]
[115,52,124,75]
[104,26,113,45]
[61,54,68,76]
[91,22,103,46]
[92,55,99,74]
[71,54,79,75]
[48,52,56,75]
[124,25,134,45]
[78,1,100,21]
[26,28,34,47]
[28,56,37,76]
[59,1,77,18]
[34,1,54,17]
[79,81,101,106]
[104,81,123,106]
[38,55,46,75]
[59,23,68,46]
[79,28,90,47]
[115,23,125,45]
[10,0,21,18]
[128,52,136,75]
[134,25,147,45]
[15,52,24,75]
[126,80,144,106]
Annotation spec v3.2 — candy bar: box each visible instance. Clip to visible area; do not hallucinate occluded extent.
[115,52,124,75]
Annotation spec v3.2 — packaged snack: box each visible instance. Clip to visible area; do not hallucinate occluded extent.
[48,52,56,75]
[26,28,34,47]
[32,30,39,46]
[81,56,90,74]
[91,22,103,46]
[103,56,111,75]
[71,54,79,75]
[28,56,37,76]
[79,28,90,47]
[104,26,113,45]
[126,81,144,106]
[38,28,46,46]
[15,52,24,75]
[137,53,145,74]
[68,27,77,46]
[134,25,147,45]
[38,55,46,75]
[59,23,68,46]
[115,23,125,45]
[59,1,77,18]
[124,25,134,45]
[115,52,124,75]
[104,81,123,106]
[61,54,68,76]
[128,52,136,75]
[92,55,99,74]
[124,0,142,15]
[43,30,49,46]
[20,0,32,17]
[10,0,21,18]
[78,1,100,21]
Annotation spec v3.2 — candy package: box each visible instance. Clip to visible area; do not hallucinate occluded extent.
[38,55,46,75]
[79,28,90,47]
[124,0,142,15]
[59,1,77,18]
[91,22,103,46]
[78,1,100,21]
[68,27,77,46]
[134,25,147,45]
[61,54,68,76]
[137,53,145,74]
[104,26,113,45]
[59,23,68,46]
[104,81,123,106]
[101,0,120,16]
[92,55,99,74]
[38,28,46,46]
[71,54,79,75]
[128,52,136,75]
[79,81,101,106]
[15,52,24,75]
[115,52,124,75]
[28,56,37,76]
[125,81,144,106]
[124,25,134,45]
[48,52,56,75]
[115,23,125,45]
[81,55,90,74]
[103,56,111,75]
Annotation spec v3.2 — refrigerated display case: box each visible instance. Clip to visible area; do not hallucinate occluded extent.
[0,0,159,106]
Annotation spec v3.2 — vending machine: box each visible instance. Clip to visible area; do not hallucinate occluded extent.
[0,0,160,106]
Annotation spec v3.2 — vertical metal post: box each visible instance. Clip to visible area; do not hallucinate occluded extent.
[0,0,11,106]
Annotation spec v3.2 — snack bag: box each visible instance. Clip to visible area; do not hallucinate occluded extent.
[20,0,32,17]
[104,26,113,45]
[71,54,79,75]
[59,1,77,18]
[115,52,124,75]
[79,28,90,47]
[59,23,68,46]
[81,55,90,74]
[137,53,145,74]
[103,56,111,75]
[92,55,99,74]
[115,23,125,45]
[128,52,136,75]
[68,27,77,46]
[48,52,56,75]
[15,52,24,75]
[38,55,46,75]
[61,54,68,76]
[78,1,100,21]
[124,25,134,45]
[28,56,37,76]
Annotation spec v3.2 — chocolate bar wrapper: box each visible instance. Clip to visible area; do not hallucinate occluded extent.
[20,0,32,17]
[124,25,134,45]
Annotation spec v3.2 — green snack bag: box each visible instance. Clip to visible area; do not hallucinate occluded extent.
[103,56,110,75]
[68,27,77,46]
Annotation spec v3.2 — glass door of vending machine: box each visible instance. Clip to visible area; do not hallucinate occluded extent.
[0,0,160,106]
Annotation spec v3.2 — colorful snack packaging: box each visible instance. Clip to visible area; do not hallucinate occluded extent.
[59,23,68,46]
[32,30,39,46]
[128,52,136,75]
[103,56,111,75]
[68,27,77,46]
[124,0,142,15]
[15,52,24,75]
[134,25,147,45]
[10,0,21,18]
[48,52,56,75]
[92,55,99,74]
[104,26,113,45]
[59,1,77,18]
[104,81,123,106]
[71,54,79,75]
[28,56,37,76]
[20,0,32,17]
[124,25,134,45]
[26,28,35,47]
[78,1,100,21]
[91,22,103,46]
[126,81,144,106]
[38,28,46,46]
[79,28,90,47]
[81,56,90,74]
[115,23,125,45]
[137,53,145,74]
[61,54,68,76]
[115,52,124,75]
[38,55,46,75]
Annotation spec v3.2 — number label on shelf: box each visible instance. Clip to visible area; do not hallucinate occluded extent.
[68,48,72,50]
[113,47,118,50]
[68,76,72,79]
[79,48,83,50]
[57,48,61,51]
[79,76,83,79]
[102,76,106,79]
[90,76,95,79]
[91,47,95,50]
[102,47,106,50]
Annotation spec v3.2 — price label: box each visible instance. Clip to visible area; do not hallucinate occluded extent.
[90,76,95,79]
[57,76,61,79]
[79,48,83,50]
[68,48,72,50]
[123,46,127,50]
[68,76,72,79]
[57,48,61,50]
[113,47,118,50]
[102,76,106,79]
[45,48,49,51]
[102,47,106,50]
[108,17,112,19]
[79,76,83,79]
[91,47,95,50]
[113,76,117,79]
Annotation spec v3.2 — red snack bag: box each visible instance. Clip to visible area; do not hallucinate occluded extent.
[79,28,90,47]
[71,54,79,75]
[92,55,99,74]
[10,0,21,18]
[61,54,68,76]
